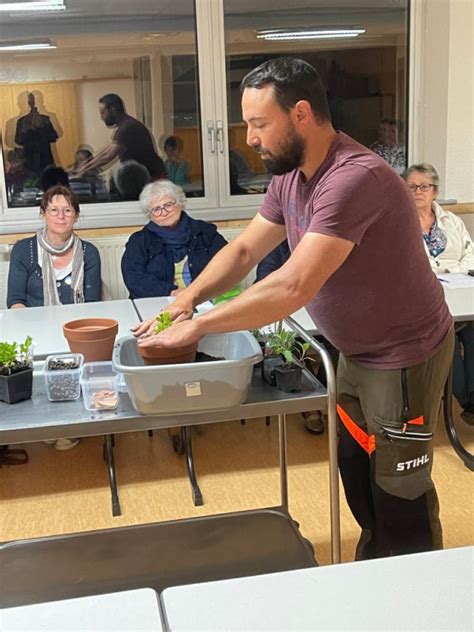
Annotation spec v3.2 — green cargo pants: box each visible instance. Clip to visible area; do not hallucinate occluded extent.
[337,330,454,560]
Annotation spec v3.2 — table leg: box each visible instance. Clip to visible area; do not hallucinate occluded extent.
[183,426,204,506]
[103,434,122,517]
[279,414,288,509]
[443,368,474,471]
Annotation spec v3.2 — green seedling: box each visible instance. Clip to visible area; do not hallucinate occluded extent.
[153,311,174,335]
[0,335,33,375]
[268,323,312,367]
[0,341,18,368]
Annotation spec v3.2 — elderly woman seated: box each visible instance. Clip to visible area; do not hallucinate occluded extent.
[403,163,474,424]
[121,180,227,298]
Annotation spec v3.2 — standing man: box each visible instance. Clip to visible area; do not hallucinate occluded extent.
[15,92,59,176]
[136,58,454,559]
[75,94,165,180]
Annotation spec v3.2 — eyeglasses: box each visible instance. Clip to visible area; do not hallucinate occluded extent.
[45,206,76,216]
[150,201,176,216]
[407,183,436,193]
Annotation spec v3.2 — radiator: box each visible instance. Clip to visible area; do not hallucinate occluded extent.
[1,227,250,306]
[87,236,129,300]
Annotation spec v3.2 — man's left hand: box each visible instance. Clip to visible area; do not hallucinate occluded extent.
[137,318,202,350]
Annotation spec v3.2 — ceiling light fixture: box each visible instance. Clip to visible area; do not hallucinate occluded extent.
[0,39,57,50]
[0,1,65,12]
[257,28,365,41]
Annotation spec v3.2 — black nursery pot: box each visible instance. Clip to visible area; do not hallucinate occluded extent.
[262,355,285,386]
[274,363,303,393]
[0,368,33,404]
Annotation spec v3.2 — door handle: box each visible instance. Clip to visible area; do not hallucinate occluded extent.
[216,120,225,154]
[207,120,216,153]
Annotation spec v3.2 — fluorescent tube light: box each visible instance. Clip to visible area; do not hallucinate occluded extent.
[257,28,365,41]
[0,40,56,50]
[0,1,65,11]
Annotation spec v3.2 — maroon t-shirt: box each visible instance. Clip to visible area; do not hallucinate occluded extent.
[260,132,453,369]
[113,115,165,179]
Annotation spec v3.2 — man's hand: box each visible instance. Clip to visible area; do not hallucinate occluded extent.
[137,318,202,350]
[131,295,195,338]
[132,317,156,338]
[170,288,185,297]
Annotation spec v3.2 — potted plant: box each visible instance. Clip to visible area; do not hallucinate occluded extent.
[250,328,268,368]
[0,335,34,404]
[263,323,311,392]
[137,311,198,366]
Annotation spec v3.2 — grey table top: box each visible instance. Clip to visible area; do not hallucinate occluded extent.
[0,367,326,445]
[1,588,164,631]
[161,546,474,631]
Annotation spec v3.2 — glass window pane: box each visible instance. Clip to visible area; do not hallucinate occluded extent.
[224,0,409,195]
[0,0,204,209]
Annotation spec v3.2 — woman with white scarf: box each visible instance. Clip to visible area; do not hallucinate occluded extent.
[7,185,101,309]
[6,186,101,451]
[403,163,474,425]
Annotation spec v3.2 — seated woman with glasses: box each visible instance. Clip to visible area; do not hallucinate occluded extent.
[121,180,227,299]
[403,163,474,424]
[7,185,101,309]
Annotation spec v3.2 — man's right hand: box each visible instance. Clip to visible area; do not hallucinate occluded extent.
[132,295,195,338]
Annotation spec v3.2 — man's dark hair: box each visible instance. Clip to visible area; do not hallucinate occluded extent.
[241,57,331,123]
[99,93,125,114]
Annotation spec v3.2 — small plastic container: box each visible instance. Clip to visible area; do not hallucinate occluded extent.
[44,353,84,402]
[80,361,119,412]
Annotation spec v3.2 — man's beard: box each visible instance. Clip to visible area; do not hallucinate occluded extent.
[257,125,306,175]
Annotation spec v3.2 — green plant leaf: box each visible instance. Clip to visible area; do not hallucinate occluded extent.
[153,311,174,334]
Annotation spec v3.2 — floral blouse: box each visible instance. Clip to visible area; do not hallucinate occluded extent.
[423,221,447,258]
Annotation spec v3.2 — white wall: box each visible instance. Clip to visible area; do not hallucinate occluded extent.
[413,0,473,203]
[445,0,474,202]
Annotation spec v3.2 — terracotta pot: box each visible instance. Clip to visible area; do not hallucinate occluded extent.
[137,340,198,366]
[63,318,119,362]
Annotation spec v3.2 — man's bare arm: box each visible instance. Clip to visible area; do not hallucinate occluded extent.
[75,143,120,174]
[183,213,286,306]
[138,231,354,348]
[133,213,286,335]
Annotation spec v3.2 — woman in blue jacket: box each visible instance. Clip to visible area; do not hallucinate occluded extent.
[121,180,227,298]
[7,185,101,308]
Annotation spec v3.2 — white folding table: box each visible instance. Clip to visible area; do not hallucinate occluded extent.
[1,588,164,632]
[161,546,474,631]
[0,299,140,358]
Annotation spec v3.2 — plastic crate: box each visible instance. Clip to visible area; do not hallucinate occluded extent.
[113,332,262,415]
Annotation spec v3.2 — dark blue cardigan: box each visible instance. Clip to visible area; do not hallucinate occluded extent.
[121,218,228,298]
[256,239,290,281]
[7,236,102,307]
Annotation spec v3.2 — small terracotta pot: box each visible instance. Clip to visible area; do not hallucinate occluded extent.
[63,318,119,362]
[137,340,198,366]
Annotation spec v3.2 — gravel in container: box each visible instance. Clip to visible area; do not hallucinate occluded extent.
[44,353,84,402]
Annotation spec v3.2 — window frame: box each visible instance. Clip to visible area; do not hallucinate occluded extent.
[0,0,414,234]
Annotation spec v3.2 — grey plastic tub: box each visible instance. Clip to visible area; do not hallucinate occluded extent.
[112,332,262,415]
